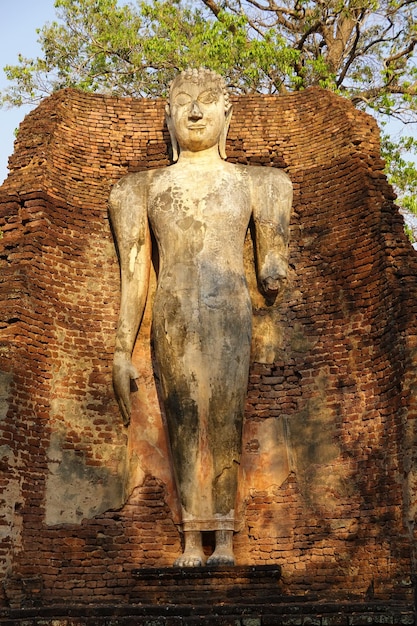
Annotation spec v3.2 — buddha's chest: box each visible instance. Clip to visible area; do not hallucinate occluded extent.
[148,166,251,239]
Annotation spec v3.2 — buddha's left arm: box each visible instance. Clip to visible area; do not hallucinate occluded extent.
[251,167,293,297]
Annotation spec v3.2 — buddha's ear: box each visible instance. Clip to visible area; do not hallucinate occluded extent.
[219,105,233,160]
[165,104,179,163]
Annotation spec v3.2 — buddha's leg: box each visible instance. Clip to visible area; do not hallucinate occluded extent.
[152,303,212,528]
[153,292,251,564]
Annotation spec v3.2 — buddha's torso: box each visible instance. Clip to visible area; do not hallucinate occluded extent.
[148,161,252,304]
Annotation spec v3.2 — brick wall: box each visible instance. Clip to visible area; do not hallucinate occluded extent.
[0,87,416,609]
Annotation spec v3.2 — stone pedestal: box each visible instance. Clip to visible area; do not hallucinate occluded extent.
[131,565,282,604]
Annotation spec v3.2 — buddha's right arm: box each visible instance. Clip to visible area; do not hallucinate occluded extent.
[108,173,151,425]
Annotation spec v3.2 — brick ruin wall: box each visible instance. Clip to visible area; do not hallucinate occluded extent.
[0,87,417,608]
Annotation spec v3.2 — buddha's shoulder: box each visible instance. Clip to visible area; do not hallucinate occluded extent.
[244,164,292,189]
[109,168,171,205]
[110,169,152,193]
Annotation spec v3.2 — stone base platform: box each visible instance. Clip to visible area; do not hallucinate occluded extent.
[0,566,414,625]
[131,564,282,605]
[0,601,414,625]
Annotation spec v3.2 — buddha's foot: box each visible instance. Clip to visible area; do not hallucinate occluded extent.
[206,549,235,566]
[174,550,207,568]
[206,529,235,566]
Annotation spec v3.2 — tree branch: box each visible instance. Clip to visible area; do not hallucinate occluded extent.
[350,81,417,106]
[200,0,222,17]
[336,14,364,87]
[385,38,417,67]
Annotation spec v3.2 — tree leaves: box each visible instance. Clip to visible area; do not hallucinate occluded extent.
[1,0,417,236]
[3,0,417,114]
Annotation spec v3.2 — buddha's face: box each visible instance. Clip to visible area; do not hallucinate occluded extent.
[168,79,227,153]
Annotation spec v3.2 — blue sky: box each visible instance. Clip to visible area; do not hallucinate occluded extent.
[0,1,56,184]
[1,1,416,187]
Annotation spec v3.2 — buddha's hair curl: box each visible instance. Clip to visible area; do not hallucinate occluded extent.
[169,68,230,112]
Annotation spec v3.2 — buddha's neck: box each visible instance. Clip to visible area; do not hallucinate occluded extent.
[177,146,223,166]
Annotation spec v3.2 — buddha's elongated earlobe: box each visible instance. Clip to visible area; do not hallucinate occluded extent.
[219,106,233,160]
[165,104,179,162]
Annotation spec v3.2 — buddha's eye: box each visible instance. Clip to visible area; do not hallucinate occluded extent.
[174,92,192,106]
[198,90,219,104]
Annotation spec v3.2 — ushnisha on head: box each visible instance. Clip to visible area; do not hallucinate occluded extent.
[165,68,233,162]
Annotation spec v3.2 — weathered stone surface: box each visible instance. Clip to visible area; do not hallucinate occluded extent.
[109,71,292,568]
[0,86,416,606]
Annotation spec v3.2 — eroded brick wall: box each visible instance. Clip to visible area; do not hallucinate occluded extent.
[0,87,416,608]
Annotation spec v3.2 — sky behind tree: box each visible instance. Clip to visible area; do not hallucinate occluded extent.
[1,0,416,187]
[0,1,56,184]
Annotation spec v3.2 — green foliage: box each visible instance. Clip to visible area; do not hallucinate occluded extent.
[3,0,416,109]
[1,0,302,102]
[381,132,417,242]
[382,134,417,211]
[404,223,416,243]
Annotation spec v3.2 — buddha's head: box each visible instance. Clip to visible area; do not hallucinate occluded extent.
[166,68,232,161]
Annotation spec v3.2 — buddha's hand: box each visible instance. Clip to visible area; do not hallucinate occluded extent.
[260,256,288,297]
[112,351,139,426]
[259,264,287,297]
[261,275,286,295]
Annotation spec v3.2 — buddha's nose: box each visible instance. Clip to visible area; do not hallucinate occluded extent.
[189,101,203,120]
